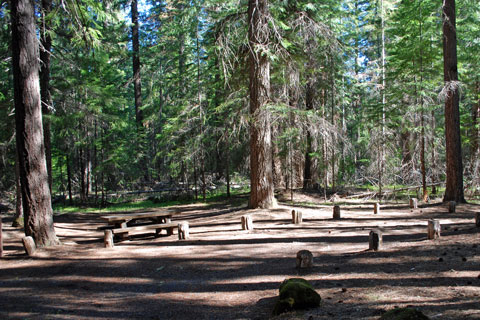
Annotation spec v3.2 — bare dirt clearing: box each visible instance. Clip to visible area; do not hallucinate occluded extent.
[1,196,480,319]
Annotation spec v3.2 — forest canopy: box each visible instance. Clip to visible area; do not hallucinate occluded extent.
[1,0,479,206]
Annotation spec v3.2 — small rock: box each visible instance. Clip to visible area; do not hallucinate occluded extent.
[334,267,340,271]
[467,281,472,285]
[462,257,467,262]
[272,278,321,316]
[438,258,444,262]
[341,288,347,293]
[442,252,447,256]
[337,300,343,303]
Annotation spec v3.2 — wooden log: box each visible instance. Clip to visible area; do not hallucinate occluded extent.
[22,236,36,256]
[241,215,253,230]
[448,201,456,213]
[427,219,441,240]
[104,229,114,248]
[0,216,3,258]
[409,198,418,209]
[178,222,190,240]
[476,212,480,228]
[333,205,341,219]
[369,229,382,251]
[373,203,380,214]
[118,222,129,240]
[296,250,313,269]
[291,210,302,224]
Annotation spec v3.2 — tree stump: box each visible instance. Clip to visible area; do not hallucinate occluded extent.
[104,229,114,248]
[448,201,456,213]
[292,210,302,224]
[0,217,3,258]
[178,222,190,240]
[369,229,382,251]
[296,250,313,269]
[427,219,441,240]
[475,212,480,228]
[333,206,341,219]
[409,198,418,209]
[22,236,36,256]
[373,203,381,214]
[241,215,253,230]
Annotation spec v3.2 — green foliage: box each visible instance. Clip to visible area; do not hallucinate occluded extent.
[1,0,479,202]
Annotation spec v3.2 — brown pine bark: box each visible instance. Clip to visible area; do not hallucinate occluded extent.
[442,0,465,203]
[11,0,58,246]
[248,0,275,209]
[40,0,53,193]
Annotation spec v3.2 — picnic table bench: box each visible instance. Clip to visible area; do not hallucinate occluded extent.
[100,210,185,242]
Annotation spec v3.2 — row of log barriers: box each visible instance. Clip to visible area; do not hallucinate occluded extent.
[240,204,480,253]
[1,203,480,256]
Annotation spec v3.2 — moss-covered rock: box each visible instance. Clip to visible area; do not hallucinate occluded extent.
[380,307,430,320]
[272,278,321,316]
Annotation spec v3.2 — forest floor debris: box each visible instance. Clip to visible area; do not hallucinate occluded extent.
[1,194,479,319]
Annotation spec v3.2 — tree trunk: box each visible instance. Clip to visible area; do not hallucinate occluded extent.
[66,154,73,205]
[40,0,53,194]
[418,4,428,202]
[11,0,58,246]
[225,133,231,198]
[13,149,23,227]
[431,108,438,194]
[132,0,143,127]
[248,0,275,209]
[330,57,336,194]
[79,147,87,203]
[442,0,465,203]
[304,81,315,190]
[472,80,480,158]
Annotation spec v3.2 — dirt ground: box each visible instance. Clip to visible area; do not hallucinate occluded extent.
[1,193,480,320]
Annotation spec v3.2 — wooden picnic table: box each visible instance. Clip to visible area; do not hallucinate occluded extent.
[100,210,182,242]
[101,210,176,227]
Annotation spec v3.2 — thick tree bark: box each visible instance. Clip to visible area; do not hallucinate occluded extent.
[40,0,53,194]
[248,0,275,209]
[132,0,143,126]
[11,0,58,246]
[442,0,465,203]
